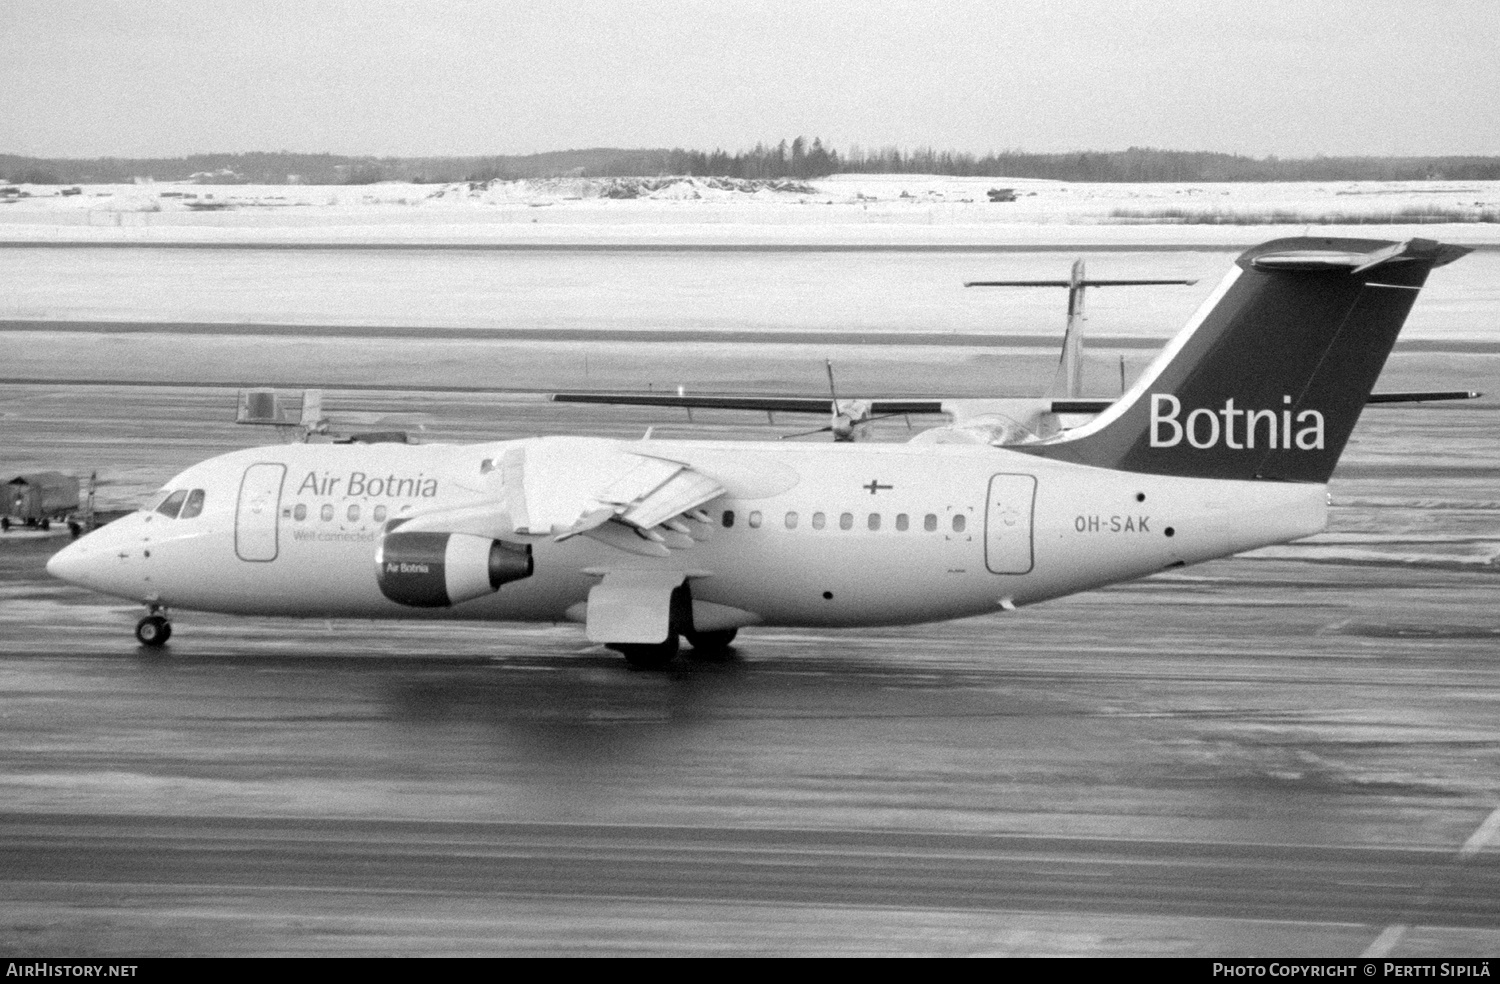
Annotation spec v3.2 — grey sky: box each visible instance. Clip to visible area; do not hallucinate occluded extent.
[3,0,1497,159]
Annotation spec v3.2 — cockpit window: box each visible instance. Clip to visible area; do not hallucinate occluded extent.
[156,489,188,518]
[144,489,172,512]
[180,489,206,519]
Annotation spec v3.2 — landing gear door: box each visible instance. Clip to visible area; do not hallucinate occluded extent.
[585,571,688,644]
[236,463,286,562]
[985,473,1036,575]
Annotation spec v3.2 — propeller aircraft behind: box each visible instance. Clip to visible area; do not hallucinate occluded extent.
[48,237,1472,667]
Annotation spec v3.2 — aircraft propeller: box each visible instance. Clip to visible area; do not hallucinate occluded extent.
[779,361,904,441]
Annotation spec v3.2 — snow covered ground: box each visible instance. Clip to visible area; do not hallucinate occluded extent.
[1,175,1497,247]
[1,174,1494,392]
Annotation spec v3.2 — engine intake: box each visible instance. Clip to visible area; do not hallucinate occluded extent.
[376,530,533,608]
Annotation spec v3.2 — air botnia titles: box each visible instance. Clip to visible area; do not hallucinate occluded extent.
[1211,963,1490,977]
[296,471,439,498]
[1151,394,1325,450]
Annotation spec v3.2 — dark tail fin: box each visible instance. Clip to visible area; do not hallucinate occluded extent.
[1019,237,1470,483]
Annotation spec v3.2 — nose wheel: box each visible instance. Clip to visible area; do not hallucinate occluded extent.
[135,613,171,647]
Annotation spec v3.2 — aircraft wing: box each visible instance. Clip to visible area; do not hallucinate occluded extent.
[1048,399,1113,414]
[1363,390,1481,404]
[551,393,946,416]
[395,438,724,557]
[556,392,1124,417]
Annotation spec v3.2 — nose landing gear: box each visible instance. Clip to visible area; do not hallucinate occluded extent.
[135,607,172,647]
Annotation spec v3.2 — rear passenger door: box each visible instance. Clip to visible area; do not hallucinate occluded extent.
[985,473,1036,574]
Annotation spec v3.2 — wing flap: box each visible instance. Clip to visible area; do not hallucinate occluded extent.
[620,468,724,530]
[398,438,724,555]
[597,457,685,506]
[580,520,673,557]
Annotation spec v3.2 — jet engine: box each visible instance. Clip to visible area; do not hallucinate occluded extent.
[376,530,533,608]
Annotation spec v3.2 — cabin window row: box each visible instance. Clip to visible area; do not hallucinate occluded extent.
[289,503,389,523]
[720,509,965,533]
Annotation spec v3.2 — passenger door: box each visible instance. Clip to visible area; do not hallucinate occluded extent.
[985,474,1036,575]
[235,463,286,562]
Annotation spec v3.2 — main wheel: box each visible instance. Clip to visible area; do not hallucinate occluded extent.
[614,635,679,669]
[135,615,171,647]
[685,628,738,657]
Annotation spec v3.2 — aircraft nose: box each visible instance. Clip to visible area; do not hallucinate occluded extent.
[46,537,94,586]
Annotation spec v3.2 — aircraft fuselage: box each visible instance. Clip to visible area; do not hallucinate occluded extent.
[51,436,1328,630]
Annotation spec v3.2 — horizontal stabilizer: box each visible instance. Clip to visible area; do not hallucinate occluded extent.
[1250,239,1471,273]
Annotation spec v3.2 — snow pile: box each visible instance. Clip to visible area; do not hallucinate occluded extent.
[439,175,822,202]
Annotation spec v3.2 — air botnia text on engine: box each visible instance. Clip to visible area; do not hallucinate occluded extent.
[376,528,533,608]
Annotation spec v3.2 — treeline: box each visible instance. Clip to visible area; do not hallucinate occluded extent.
[0,151,380,186]
[0,145,845,184]
[669,137,841,180]
[5,144,1500,184]
[836,147,1500,182]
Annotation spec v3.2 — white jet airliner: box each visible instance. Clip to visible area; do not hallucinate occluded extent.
[47,237,1469,667]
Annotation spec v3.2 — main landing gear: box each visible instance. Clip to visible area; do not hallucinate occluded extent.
[684,628,738,658]
[614,635,679,669]
[135,607,171,647]
[611,628,739,669]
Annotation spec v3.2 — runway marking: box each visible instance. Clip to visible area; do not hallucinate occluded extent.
[1362,923,1407,957]
[1363,803,1500,957]
[1458,803,1500,857]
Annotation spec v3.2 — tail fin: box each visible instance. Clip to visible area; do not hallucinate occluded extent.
[1047,259,1088,398]
[966,260,1196,401]
[1020,237,1470,483]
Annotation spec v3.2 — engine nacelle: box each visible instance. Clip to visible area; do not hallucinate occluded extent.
[376,530,533,608]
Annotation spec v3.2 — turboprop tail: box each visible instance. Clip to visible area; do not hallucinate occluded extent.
[1019,237,1470,483]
